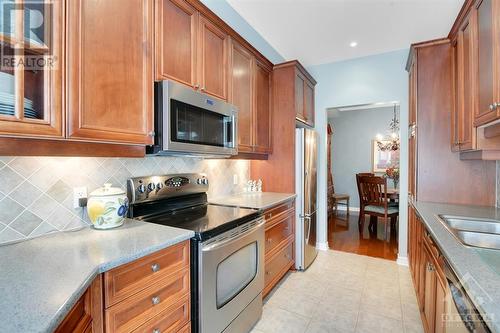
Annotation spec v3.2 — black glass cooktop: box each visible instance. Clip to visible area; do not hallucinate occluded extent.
[136,203,259,241]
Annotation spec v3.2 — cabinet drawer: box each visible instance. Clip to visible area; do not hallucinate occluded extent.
[105,268,190,333]
[264,200,295,224]
[178,322,191,333]
[131,295,190,333]
[265,214,294,256]
[105,241,189,307]
[264,241,294,292]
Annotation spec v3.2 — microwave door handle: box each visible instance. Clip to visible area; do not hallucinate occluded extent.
[229,113,237,148]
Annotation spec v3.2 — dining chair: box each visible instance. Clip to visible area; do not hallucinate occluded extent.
[331,183,350,215]
[357,175,399,241]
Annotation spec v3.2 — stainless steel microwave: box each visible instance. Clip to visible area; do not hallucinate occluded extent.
[147,80,238,157]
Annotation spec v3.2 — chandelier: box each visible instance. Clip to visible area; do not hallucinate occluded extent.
[376,104,400,151]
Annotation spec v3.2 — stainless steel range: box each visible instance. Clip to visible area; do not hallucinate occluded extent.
[127,174,264,333]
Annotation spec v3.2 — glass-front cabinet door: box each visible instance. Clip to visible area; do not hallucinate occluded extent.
[0,0,63,137]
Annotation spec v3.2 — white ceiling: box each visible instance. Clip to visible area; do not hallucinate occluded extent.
[226,0,464,66]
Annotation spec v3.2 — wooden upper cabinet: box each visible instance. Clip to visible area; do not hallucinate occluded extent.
[292,64,316,127]
[453,11,477,151]
[0,0,64,138]
[229,40,254,152]
[155,0,197,87]
[304,80,315,126]
[294,71,306,122]
[474,0,500,126]
[67,0,154,145]
[254,60,272,153]
[198,15,228,100]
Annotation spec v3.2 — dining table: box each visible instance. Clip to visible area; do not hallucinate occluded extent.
[386,188,400,201]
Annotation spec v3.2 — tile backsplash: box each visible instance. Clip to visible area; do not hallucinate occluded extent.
[0,156,249,245]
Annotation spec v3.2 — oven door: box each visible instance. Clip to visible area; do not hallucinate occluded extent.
[160,80,237,156]
[199,218,264,333]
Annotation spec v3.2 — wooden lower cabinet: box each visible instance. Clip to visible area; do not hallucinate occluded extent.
[56,241,191,333]
[55,277,103,333]
[408,205,448,333]
[262,200,295,298]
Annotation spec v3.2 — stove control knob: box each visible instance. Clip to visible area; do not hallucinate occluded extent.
[148,183,156,192]
[156,182,164,190]
[202,178,209,185]
[197,178,203,185]
[137,184,146,193]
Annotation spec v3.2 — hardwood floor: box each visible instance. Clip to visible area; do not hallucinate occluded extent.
[328,211,399,261]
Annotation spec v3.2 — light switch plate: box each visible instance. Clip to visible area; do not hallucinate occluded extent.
[73,187,87,208]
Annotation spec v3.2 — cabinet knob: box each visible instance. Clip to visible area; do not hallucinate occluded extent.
[153,329,160,333]
[266,238,272,243]
[194,84,200,89]
[490,104,496,111]
[151,263,160,272]
[152,296,161,305]
[201,86,206,92]
[148,131,155,137]
[265,271,270,275]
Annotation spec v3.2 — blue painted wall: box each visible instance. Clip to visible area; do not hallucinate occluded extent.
[200,0,285,64]
[307,49,410,260]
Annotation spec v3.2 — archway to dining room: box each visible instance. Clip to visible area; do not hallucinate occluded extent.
[326,102,401,260]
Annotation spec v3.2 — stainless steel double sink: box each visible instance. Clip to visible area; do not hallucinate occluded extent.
[439,215,500,250]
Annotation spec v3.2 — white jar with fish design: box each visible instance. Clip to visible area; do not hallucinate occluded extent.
[87,183,128,229]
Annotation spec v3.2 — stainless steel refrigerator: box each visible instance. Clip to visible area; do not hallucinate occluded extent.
[295,128,318,270]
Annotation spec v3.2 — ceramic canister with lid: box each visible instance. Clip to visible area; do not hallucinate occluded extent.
[87,183,129,229]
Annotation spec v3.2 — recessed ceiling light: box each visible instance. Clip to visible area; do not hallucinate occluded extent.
[349,41,358,48]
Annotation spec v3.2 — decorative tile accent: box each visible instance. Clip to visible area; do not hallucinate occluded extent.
[46,180,72,203]
[0,156,249,245]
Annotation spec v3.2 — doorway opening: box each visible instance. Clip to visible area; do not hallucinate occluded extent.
[326,102,401,260]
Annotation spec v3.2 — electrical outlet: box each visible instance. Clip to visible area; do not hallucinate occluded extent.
[233,174,238,185]
[73,187,87,208]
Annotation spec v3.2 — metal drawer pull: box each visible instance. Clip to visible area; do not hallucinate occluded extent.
[152,296,161,305]
[153,329,160,333]
[151,263,160,272]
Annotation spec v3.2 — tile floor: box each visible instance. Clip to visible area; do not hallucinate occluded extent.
[252,250,424,333]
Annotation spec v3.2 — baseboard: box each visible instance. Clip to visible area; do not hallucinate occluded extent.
[333,206,360,212]
[397,255,409,266]
[316,241,329,251]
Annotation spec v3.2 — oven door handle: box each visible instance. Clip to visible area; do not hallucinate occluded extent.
[202,218,264,252]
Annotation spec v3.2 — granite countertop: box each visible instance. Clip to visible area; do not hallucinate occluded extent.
[0,219,194,333]
[209,192,296,210]
[412,201,500,332]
